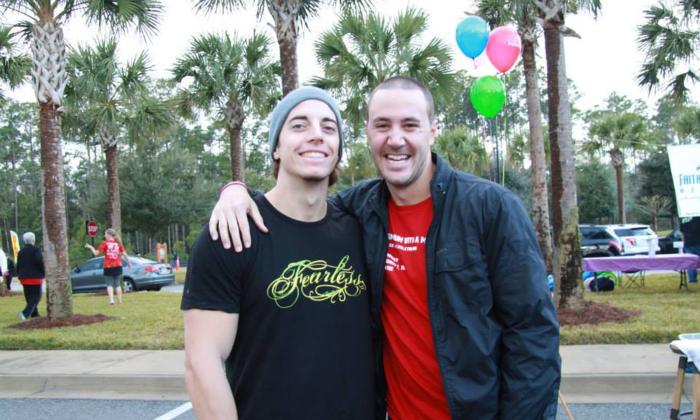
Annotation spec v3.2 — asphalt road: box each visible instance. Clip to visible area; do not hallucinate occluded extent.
[0,399,194,420]
[0,400,694,420]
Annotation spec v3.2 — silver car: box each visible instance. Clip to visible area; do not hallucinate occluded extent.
[70,256,175,293]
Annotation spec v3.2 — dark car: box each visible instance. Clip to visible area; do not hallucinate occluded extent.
[658,226,682,254]
[71,256,174,293]
[580,224,622,258]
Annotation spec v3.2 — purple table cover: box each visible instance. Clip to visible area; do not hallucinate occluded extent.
[583,253,700,272]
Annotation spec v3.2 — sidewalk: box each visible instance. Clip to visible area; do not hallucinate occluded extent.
[0,344,693,403]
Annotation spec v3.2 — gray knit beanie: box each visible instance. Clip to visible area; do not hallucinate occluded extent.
[268,86,343,163]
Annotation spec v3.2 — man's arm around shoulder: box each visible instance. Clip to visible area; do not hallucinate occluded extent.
[184,309,239,420]
[333,179,380,215]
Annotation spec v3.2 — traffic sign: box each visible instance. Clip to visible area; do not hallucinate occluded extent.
[86,220,99,237]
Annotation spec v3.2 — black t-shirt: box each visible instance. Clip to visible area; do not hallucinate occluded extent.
[681,217,700,246]
[182,195,374,420]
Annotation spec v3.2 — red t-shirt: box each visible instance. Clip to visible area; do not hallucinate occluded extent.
[382,197,451,419]
[98,240,124,268]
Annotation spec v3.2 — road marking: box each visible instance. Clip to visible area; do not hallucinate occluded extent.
[153,401,192,420]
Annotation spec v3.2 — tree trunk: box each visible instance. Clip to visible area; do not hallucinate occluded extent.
[521,35,554,275]
[105,144,122,234]
[610,150,625,224]
[39,101,73,319]
[32,19,72,319]
[268,0,300,96]
[544,11,583,310]
[226,99,246,181]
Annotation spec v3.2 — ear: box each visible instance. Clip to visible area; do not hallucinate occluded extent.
[272,147,280,160]
[428,120,438,147]
[364,120,370,144]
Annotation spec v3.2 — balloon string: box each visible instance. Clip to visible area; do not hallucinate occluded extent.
[501,72,508,185]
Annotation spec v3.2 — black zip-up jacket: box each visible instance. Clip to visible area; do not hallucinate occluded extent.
[336,153,561,419]
[17,244,45,279]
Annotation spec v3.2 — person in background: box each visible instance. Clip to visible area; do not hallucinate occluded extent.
[0,247,9,291]
[681,216,700,283]
[16,232,44,320]
[85,228,131,304]
[4,255,16,291]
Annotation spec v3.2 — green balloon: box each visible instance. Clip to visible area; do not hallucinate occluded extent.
[469,76,506,119]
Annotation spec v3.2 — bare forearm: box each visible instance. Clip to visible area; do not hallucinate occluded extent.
[185,360,238,420]
[84,244,97,256]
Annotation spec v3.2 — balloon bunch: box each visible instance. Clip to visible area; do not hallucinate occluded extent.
[455,16,521,118]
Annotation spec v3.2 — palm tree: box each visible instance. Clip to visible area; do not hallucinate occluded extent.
[638,195,672,232]
[66,38,173,235]
[313,7,456,135]
[583,108,655,224]
[638,0,699,103]
[194,0,370,96]
[434,126,489,177]
[476,0,555,278]
[172,32,279,181]
[0,0,162,320]
[0,26,30,98]
[533,0,601,309]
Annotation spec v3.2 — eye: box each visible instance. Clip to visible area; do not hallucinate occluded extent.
[322,124,337,133]
[373,122,389,131]
[291,122,306,130]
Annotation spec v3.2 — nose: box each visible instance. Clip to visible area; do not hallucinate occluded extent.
[308,122,324,143]
[386,126,405,147]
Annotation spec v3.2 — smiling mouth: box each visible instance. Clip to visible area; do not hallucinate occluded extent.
[386,154,409,162]
[300,151,328,158]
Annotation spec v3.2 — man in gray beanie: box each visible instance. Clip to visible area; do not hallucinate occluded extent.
[182,86,374,420]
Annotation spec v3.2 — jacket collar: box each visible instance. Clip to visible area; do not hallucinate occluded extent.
[369,152,454,218]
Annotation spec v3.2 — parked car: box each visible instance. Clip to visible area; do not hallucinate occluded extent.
[580,224,622,257]
[604,224,660,256]
[658,226,682,254]
[71,256,174,293]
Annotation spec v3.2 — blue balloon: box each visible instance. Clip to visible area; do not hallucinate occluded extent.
[455,16,490,59]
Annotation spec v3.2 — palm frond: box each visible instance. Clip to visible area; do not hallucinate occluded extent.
[194,0,246,13]
[82,0,163,39]
[393,7,428,50]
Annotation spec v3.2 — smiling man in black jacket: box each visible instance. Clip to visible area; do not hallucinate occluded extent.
[211,77,561,420]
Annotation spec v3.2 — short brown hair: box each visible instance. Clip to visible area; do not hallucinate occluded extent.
[368,76,436,123]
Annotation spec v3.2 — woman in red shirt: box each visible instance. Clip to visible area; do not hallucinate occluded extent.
[85,228,131,305]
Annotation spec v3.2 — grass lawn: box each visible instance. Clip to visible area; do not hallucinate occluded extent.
[0,291,183,350]
[561,272,700,345]
[0,272,697,349]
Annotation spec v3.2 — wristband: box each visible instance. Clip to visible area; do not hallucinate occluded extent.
[218,180,247,198]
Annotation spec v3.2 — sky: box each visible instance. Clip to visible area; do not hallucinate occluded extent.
[3,0,696,113]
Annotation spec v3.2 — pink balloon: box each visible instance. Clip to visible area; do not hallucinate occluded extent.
[486,26,522,73]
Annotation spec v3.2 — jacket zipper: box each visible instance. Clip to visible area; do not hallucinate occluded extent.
[425,186,457,418]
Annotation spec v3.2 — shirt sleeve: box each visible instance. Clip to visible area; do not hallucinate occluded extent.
[486,190,561,419]
[97,242,106,254]
[181,226,250,314]
[36,248,45,277]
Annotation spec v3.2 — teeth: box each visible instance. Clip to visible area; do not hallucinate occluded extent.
[301,151,325,158]
[386,154,409,161]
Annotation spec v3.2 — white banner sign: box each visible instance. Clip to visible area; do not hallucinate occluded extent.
[667,144,700,217]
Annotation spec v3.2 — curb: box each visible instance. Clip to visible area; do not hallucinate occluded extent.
[0,374,187,400]
[1,372,694,403]
[560,373,693,403]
